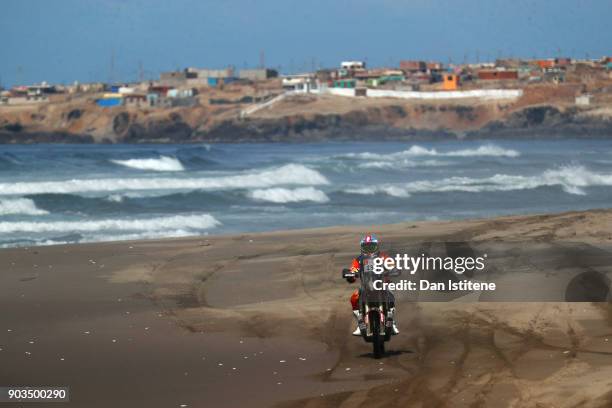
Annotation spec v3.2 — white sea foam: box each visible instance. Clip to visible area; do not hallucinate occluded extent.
[344,165,612,197]
[0,229,200,248]
[0,164,329,196]
[345,186,411,198]
[111,156,185,172]
[106,194,125,203]
[85,229,199,243]
[249,187,330,203]
[345,144,520,160]
[104,191,167,202]
[445,145,520,157]
[0,198,49,216]
[358,159,449,169]
[0,214,220,234]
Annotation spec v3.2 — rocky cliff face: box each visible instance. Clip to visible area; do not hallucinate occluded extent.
[185,104,612,142]
[197,110,457,142]
[0,129,94,143]
[467,106,612,138]
[1,99,611,143]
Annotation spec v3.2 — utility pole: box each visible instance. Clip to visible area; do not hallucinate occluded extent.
[138,60,144,83]
[16,66,23,86]
[259,50,265,69]
[109,50,115,84]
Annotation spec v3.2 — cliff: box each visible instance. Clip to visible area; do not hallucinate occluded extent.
[1,84,612,143]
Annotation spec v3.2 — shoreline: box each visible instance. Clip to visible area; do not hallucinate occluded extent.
[0,207,612,251]
[1,207,609,250]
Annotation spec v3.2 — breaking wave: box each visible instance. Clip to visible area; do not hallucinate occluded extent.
[345,165,612,197]
[111,156,185,172]
[0,164,329,195]
[0,198,49,216]
[445,145,520,157]
[345,144,520,160]
[345,186,411,198]
[104,191,169,202]
[249,187,330,203]
[82,229,200,244]
[358,159,449,169]
[106,194,126,203]
[0,214,220,234]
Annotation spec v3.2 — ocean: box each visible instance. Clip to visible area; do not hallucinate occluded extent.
[1,139,612,247]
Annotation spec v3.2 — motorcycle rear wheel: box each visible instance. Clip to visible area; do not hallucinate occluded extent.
[370,311,385,359]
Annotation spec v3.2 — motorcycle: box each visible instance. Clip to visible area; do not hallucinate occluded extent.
[343,255,400,359]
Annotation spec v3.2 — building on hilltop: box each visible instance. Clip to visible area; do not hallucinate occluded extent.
[400,60,426,73]
[426,62,443,73]
[477,70,519,80]
[159,67,236,87]
[238,69,278,81]
[282,73,317,92]
[124,94,147,108]
[341,61,366,70]
[555,57,572,68]
[442,73,459,90]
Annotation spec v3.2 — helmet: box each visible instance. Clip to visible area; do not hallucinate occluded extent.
[360,234,379,254]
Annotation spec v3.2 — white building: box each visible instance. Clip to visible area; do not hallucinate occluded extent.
[281,74,317,92]
[341,61,366,70]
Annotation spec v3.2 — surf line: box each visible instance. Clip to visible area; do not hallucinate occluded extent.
[373,279,496,291]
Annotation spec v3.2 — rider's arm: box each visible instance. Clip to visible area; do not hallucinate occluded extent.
[346,258,360,283]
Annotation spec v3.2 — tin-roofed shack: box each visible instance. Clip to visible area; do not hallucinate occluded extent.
[124,94,147,108]
[477,70,519,80]
[400,60,426,73]
[426,62,443,72]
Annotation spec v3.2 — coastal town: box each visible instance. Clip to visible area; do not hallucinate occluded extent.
[1,55,612,143]
[2,56,612,108]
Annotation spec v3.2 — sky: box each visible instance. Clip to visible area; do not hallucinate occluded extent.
[1,0,611,87]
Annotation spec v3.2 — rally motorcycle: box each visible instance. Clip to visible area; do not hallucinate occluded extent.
[343,255,400,359]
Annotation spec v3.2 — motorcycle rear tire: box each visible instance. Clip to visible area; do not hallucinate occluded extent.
[370,311,385,359]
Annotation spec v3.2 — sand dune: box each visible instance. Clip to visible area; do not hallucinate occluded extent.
[1,210,612,407]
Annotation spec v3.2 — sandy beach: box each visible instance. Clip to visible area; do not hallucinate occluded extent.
[3,1,612,407]
[2,209,612,407]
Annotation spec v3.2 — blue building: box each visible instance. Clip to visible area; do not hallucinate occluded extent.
[96,97,122,107]
[207,77,237,87]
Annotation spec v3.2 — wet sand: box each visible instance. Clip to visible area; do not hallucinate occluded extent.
[1,210,612,407]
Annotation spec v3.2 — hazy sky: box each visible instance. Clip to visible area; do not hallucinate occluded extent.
[1,0,611,86]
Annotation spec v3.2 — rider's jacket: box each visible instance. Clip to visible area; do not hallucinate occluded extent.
[347,251,391,283]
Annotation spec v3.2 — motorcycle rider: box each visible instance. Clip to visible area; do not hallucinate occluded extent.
[346,234,399,336]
